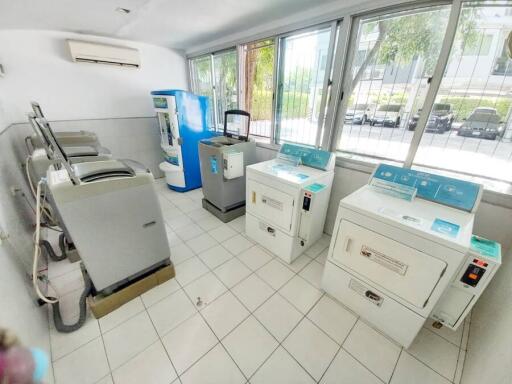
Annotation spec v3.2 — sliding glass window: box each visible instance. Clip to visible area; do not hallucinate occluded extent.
[414,1,512,183]
[336,5,452,162]
[241,39,275,140]
[213,49,238,130]
[189,49,238,131]
[275,27,333,145]
[189,55,215,127]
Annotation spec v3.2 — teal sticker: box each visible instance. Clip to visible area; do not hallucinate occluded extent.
[305,183,326,193]
[471,236,501,259]
[431,219,460,238]
[209,156,218,174]
[167,156,179,166]
[296,173,309,180]
[153,97,168,109]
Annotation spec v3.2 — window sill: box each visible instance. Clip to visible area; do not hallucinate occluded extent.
[335,152,512,209]
[254,145,512,209]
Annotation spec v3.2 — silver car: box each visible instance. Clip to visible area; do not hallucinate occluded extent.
[458,107,502,140]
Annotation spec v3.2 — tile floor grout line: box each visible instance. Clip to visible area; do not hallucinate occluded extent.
[50,202,341,383]
[176,233,326,383]
[46,306,57,383]
[406,350,456,383]
[457,315,472,384]
[316,315,362,384]
[49,251,313,351]
[453,345,464,384]
[387,348,403,384]
[422,325,465,350]
[277,293,331,383]
[338,345,387,384]
[174,276,251,382]
[144,308,182,384]
[230,244,329,382]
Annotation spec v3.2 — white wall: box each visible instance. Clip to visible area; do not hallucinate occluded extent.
[0,29,188,128]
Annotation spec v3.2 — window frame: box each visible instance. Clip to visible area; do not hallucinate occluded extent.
[189,47,239,131]
[187,0,512,193]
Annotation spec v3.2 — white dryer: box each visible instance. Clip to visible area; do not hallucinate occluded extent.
[245,144,335,263]
[322,164,483,348]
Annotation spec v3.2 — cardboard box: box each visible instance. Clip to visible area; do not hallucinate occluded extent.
[88,263,175,319]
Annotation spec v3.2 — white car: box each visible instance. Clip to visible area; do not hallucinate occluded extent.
[369,104,404,128]
[345,103,376,125]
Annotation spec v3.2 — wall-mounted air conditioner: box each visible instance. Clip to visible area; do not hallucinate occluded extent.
[67,40,140,68]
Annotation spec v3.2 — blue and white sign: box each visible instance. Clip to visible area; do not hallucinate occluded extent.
[431,218,460,238]
[279,144,333,170]
[372,164,482,212]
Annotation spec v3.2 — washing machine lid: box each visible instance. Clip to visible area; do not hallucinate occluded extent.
[248,159,330,188]
[341,185,474,253]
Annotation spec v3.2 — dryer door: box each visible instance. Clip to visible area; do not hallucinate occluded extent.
[332,220,447,309]
[247,179,295,233]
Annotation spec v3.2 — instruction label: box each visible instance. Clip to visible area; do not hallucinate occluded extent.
[360,245,408,276]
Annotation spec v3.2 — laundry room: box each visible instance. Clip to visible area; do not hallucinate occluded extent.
[0,1,512,384]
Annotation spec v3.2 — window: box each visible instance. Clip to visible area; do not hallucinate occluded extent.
[414,2,512,183]
[275,27,333,145]
[189,49,238,130]
[493,37,512,75]
[336,5,452,162]
[463,33,493,56]
[213,49,238,130]
[241,39,275,140]
[189,55,214,127]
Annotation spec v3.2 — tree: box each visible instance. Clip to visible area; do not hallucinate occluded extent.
[350,7,480,94]
[244,41,274,117]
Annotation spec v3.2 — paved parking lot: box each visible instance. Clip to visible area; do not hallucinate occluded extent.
[252,119,512,182]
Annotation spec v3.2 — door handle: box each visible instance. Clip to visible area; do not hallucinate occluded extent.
[365,290,381,302]
[344,237,352,252]
[251,191,256,204]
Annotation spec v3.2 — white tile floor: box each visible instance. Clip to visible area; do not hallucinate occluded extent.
[46,180,470,384]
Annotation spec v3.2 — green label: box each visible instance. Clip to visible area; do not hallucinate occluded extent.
[305,183,326,193]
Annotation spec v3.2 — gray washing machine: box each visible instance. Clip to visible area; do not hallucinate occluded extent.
[199,110,257,222]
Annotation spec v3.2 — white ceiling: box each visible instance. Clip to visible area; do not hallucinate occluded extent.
[0,0,340,50]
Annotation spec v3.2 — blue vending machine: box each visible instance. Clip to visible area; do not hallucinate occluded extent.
[151,89,212,192]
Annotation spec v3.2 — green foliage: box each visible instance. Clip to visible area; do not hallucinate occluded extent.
[360,7,480,77]
[439,96,512,121]
[250,90,312,120]
[252,44,274,90]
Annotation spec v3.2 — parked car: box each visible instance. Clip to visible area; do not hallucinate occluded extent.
[345,103,376,125]
[457,107,502,140]
[408,103,454,132]
[408,108,422,131]
[369,104,403,127]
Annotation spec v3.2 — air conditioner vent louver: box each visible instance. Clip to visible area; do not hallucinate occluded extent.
[67,40,140,68]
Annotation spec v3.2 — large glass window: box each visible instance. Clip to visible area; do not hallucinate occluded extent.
[189,55,214,127]
[275,27,332,145]
[213,49,238,130]
[414,2,512,183]
[336,5,451,162]
[189,49,238,131]
[241,39,275,140]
